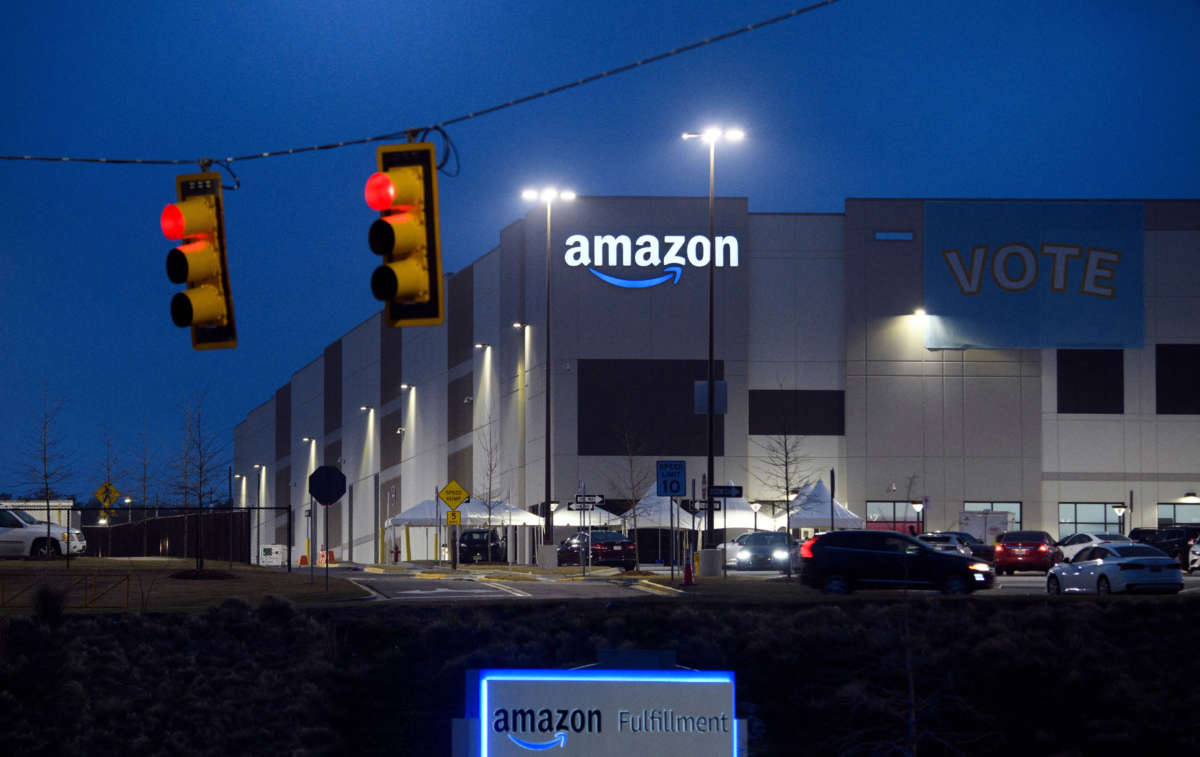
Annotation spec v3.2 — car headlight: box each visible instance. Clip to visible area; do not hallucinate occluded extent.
[772,550,789,560]
[737,549,750,560]
[968,562,992,572]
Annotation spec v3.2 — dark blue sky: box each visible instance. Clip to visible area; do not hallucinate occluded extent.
[2,0,1197,500]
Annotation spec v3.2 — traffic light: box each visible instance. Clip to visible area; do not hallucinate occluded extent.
[364,143,443,327]
[161,172,236,349]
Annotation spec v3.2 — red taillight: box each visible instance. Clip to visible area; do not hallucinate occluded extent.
[800,537,817,559]
[1038,544,1049,553]
[994,544,1004,554]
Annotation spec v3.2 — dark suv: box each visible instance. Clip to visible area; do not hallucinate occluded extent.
[1148,525,1200,567]
[799,530,994,594]
[458,529,505,563]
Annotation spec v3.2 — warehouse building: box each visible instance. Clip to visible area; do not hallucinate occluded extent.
[233,196,1200,565]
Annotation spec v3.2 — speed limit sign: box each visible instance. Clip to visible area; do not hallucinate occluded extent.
[656,460,686,497]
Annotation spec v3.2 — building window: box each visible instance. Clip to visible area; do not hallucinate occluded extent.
[748,390,844,436]
[1057,502,1123,540]
[964,501,1022,530]
[1057,349,1123,414]
[577,359,723,456]
[865,501,924,534]
[1157,503,1200,527]
[1156,345,1200,414]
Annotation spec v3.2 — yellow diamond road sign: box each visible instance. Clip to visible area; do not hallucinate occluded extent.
[438,480,469,510]
[94,482,121,508]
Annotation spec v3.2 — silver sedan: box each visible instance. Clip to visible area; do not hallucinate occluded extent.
[1047,543,1182,595]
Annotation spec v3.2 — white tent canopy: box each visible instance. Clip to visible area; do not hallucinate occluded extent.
[385,499,544,528]
[605,485,703,530]
[786,479,864,529]
[698,483,781,531]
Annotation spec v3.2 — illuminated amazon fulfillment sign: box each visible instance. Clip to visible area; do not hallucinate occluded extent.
[474,668,737,756]
[564,234,740,289]
[923,201,1144,349]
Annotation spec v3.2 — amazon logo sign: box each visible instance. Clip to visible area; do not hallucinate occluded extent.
[564,233,740,289]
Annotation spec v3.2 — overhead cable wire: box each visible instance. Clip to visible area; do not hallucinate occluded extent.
[0,1,840,168]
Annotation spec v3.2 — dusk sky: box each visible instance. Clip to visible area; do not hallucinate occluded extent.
[2,0,1197,501]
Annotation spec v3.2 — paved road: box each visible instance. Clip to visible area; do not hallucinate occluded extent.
[329,564,1200,603]
[349,571,659,602]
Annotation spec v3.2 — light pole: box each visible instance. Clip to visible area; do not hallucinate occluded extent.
[682,126,744,549]
[253,464,265,565]
[522,186,575,549]
[750,501,761,532]
[911,501,925,534]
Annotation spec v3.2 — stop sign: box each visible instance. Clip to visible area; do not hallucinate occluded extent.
[308,465,347,506]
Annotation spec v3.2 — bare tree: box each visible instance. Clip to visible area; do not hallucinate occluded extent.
[167,390,230,569]
[18,387,72,558]
[477,419,502,527]
[605,418,654,570]
[752,428,813,577]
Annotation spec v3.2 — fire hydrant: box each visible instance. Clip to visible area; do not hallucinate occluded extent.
[392,543,400,563]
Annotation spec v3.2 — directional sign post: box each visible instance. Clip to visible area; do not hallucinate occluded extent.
[571,495,605,577]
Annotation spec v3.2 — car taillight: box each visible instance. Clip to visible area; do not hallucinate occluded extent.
[994,544,1004,553]
[800,537,817,559]
[1038,544,1048,552]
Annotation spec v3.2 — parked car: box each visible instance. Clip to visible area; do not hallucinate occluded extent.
[928,530,994,561]
[557,529,636,570]
[1056,532,1131,562]
[1128,527,1158,544]
[1046,543,1182,595]
[733,532,798,571]
[799,530,994,594]
[720,532,753,567]
[1189,539,1200,574]
[458,528,505,563]
[1146,525,1200,568]
[0,508,86,557]
[993,530,1062,574]
[917,532,973,557]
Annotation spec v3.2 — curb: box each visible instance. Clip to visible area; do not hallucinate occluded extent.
[634,579,684,595]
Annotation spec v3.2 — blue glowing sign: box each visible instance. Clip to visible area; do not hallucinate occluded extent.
[476,668,737,756]
[923,201,1144,349]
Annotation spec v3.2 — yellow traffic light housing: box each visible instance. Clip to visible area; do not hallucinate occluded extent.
[161,172,236,349]
[364,143,443,327]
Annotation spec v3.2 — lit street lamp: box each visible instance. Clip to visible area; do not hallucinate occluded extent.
[522,186,575,548]
[682,126,744,549]
[911,500,925,534]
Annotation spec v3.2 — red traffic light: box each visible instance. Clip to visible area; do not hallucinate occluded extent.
[364,172,395,211]
[160,204,187,239]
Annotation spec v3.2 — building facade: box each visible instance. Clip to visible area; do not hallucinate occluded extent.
[233,196,1200,564]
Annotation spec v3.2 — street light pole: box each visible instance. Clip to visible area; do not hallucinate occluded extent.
[682,127,743,549]
[544,198,553,546]
[523,187,575,548]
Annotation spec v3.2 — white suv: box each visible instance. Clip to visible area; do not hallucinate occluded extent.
[0,508,86,557]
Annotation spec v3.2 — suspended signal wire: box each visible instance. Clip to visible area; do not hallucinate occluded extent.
[0,1,839,169]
